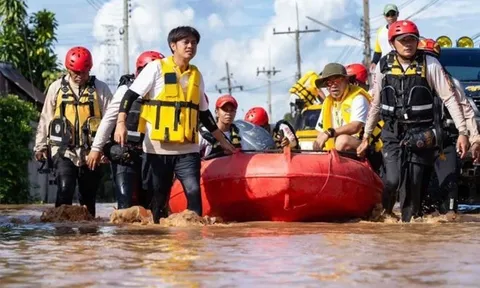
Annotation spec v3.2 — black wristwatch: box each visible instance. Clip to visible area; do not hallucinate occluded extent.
[326,128,336,138]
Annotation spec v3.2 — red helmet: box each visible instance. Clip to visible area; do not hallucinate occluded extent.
[418,38,441,57]
[346,63,368,84]
[135,50,165,72]
[65,46,93,72]
[244,107,269,127]
[388,20,419,42]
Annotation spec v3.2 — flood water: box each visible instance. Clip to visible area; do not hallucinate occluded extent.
[1,204,480,287]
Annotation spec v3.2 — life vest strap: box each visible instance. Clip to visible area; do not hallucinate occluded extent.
[145,100,200,132]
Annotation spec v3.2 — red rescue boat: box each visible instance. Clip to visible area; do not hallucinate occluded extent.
[169,148,383,222]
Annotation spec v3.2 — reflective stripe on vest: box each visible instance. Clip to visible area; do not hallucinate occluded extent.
[380,52,434,124]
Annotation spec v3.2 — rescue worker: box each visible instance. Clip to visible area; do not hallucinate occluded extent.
[114,26,236,223]
[244,107,300,149]
[199,94,242,157]
[33,46,113,217]
[370,4,399,72]
[417,38,480,216]
[86,50,165,209]
[312,63,371,152]
[357,20,470,222]
[346,63,369,92]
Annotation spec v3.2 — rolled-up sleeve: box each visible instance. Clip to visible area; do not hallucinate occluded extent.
[363,64,382,138]
[426,56,467,134]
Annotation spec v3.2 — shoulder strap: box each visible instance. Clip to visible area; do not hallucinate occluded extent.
[86,76,97,117]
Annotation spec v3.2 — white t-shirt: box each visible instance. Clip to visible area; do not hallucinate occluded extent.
[315,95,370,132]
[198,128,231,157]
[374,25,392,56]
[129,59,208,155]
[91,84,128,152]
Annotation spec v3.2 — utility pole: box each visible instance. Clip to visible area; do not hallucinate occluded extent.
[215,62,243,94]
[101,24,120,89]
[257,48,280,118]
[273,1,320,80]
[362,0,371,68]
[120,0,130,74]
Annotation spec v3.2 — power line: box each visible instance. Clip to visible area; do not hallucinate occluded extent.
[406,0,443,20]
[306,16,363,43]
[273,1,320,81]
[215,62,243,95]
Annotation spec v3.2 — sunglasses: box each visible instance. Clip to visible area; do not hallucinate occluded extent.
[385,11,397,17]
[325,77,345,87]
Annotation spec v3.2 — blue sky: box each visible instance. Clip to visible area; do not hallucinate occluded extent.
[29,0,480,122]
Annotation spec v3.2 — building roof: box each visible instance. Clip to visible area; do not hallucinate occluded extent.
[0,62,45,104]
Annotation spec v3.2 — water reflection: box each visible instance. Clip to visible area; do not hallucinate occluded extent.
[0,204,480,287]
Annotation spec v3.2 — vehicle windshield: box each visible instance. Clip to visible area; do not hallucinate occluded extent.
[439,51,480,82]
[299,109,320,130]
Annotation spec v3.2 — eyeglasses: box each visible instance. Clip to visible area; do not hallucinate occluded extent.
[385,11,397,17]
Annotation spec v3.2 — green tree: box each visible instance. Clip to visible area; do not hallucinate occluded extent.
[0,95,38,203]
[0,0,60,92]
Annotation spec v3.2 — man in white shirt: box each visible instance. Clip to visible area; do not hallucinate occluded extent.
[313,63,370,152]
[114,26,236,222]
[370,4,399,72]
[86,51,165,209]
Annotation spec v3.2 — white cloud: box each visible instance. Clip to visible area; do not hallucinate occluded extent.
[207,13,224,30]
[89,0,195,88]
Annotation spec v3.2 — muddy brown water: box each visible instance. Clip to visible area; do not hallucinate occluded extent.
[1,204,480,287]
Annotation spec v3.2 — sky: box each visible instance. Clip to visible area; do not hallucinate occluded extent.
[28,0,480,122]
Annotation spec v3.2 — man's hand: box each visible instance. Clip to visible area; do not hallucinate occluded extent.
[471,142,480,163]
[313,132,329,150]
[211,129,236,154]
[456,134,470,159]
[34,150,47,162]
[218,137,236,154]
[357,138,369,158]
[280,137,290,148]
[114,122,127,147]
[87,150,103,170]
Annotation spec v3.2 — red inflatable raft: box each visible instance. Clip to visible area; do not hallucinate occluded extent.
[169,148,383,222]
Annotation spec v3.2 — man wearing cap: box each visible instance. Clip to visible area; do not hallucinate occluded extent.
[357,20,469,222]
[370,4,399,72]
[312,63,372,152]
[199,94,242,157]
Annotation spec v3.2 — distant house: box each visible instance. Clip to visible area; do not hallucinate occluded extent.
[0,62,56,203]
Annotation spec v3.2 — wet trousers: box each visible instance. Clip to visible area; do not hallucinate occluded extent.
[143,152,202,223]
[429,140,459,213]
[381,129,435,222]
[54,155,102,217]
[110,153,152,209]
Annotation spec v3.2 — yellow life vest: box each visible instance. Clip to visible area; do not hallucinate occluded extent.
[48,76,102,149]
[321,85,384,152]
[140,56,201,143]
[288,71,320,107]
